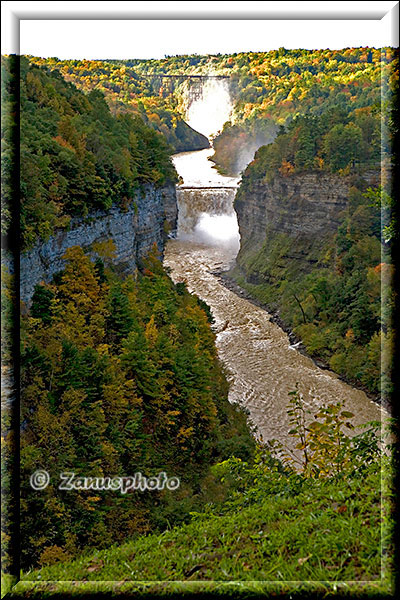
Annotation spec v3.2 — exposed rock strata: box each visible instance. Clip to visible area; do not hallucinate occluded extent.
[234,169,380,278]
[20,182,177,306]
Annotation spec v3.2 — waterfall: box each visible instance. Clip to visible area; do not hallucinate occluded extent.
[185,78,233,139]
[176,188,239,251]
[172,77,240,250]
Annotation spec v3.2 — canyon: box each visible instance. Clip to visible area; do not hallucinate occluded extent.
[164,78,385,448]
[18,76,386,446]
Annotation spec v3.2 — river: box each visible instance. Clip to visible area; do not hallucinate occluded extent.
[164,82,385,449]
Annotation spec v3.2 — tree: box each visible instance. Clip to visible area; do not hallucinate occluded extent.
[323,123,363,171]
[31,284,55,325]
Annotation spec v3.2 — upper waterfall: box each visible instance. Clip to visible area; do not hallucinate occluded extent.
[185,78,233,140]
[174,78,239,189]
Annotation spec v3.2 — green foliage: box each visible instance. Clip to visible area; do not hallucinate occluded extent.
[18,246,254,570]
[364,185,396,243]
[240,108,380,181]
[23,393,393,588]
[27,56,210,153]
[105,282,135,342]
[268,386,381,479]
[323,123,363,171]
[1,56,178,249]
[0,263,14,362]
[5,47,396,592]
[28,48,396,178]
[31,284,55,325]
[1,56,17,237]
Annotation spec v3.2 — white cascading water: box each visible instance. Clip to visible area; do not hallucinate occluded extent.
[165,79,384,448]
[173,78,240,251]
[185,78,233,139]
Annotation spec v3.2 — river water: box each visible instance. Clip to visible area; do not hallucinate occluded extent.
[165,149,385,448]
[164,83,385,449]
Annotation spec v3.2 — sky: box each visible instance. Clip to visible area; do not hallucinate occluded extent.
[2,2,398,59]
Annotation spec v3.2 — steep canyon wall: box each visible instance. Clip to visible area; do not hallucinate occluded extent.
[234,169,380,284]
[20,183,177,306]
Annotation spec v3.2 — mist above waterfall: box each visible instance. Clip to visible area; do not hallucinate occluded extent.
[176,188,239,251]
[185,79,233,139]
[193,213,240,251]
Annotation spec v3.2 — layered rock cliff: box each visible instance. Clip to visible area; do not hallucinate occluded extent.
[20,182,177,306]
[229,167,384,397]
[234,169,380,285]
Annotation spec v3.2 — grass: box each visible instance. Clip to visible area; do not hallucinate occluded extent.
[6,580,392,599]
[17,463,391,587]
[1,574,17,599]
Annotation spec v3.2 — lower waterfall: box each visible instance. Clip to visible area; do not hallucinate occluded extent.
[164,79,385,448]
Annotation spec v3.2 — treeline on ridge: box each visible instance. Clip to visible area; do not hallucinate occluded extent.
[99,48,395,175]
[244,107,381,179]
[210,47,395,174]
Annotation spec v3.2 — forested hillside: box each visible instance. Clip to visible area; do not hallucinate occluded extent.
[0,57,255,571]
[231,130,394,398]
[27,57,210,153]
[241,107,381,177]
[228,49,398,400]
[17,245,254,569]
[2,56,177,250]
[211,47,395,174]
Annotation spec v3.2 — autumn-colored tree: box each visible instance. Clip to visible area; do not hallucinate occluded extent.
[19,246,254,569]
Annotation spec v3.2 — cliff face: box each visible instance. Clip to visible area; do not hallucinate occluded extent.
[234,170,379,283]
[236,172,349,242]
[20,182,177,306]
[231,167,384,398]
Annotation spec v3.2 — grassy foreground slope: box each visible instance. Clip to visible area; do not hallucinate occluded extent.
[21,456,392,589]
[21,398,394,590]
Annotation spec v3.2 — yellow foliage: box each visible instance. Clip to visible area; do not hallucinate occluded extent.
[145,314,158,346]
[39,545,70,567]
[279,159,295,175]
[165,409,181,426]
[91,239,117,260]
[97,343,110,355]
[177,426,194,443]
